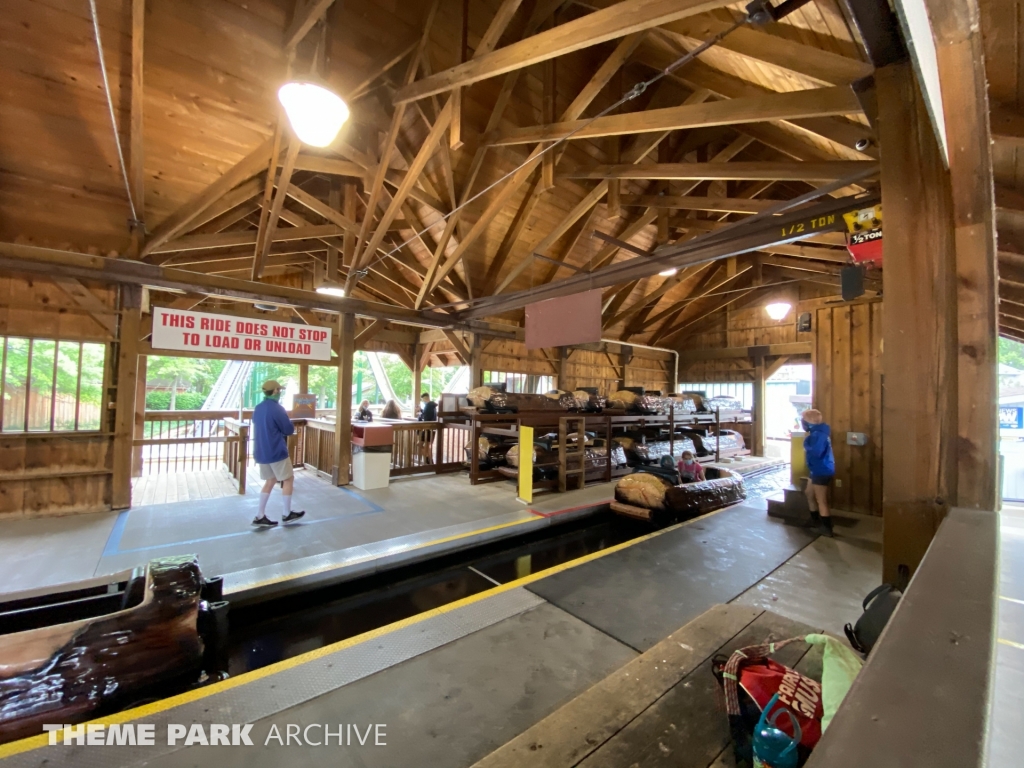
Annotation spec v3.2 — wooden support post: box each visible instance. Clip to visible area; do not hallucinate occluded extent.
[469,333,483,389]
[542,49,556,191]
[558,346,570,391]
[332,312,355,486]
[112,286,143,509]
[132,354,147,477]
[618,345,632,391]
[877,61,959,582]
[342,182,357,269]
[299,363,309,395]
[412,343,424,404]
[752,354,765,457]
[327,180,341,281]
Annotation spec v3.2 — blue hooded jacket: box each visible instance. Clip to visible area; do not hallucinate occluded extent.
[802,420,835,478]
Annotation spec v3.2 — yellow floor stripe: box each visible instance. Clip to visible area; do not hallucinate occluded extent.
[999,595,1024,606]
[234,517,541,592]
[0,505,722,760]
[998,637,1024,651]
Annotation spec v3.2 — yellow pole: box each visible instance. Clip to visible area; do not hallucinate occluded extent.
[518,425,534,504]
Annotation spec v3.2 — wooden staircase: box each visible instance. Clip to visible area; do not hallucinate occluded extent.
[766,477,813,523]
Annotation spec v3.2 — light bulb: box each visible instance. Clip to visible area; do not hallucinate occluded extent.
[278,82,350,148]
[659,267,678,277]
[765,302,792,320]
[316,281,346,297]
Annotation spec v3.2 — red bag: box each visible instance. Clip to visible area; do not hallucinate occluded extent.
[714,637,823,766]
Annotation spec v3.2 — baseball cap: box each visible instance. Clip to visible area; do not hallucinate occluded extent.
[262,379,281,394]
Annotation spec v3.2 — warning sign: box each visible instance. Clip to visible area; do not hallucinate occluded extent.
[151,307,332,361]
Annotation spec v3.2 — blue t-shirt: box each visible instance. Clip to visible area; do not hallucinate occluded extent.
[252,398,294,464]
[802,421,835,478]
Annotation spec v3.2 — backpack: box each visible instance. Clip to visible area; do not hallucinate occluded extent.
[713,637,823,767]
[844,584,901,654]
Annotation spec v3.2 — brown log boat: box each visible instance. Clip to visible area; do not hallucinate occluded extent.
[0,555,227,745]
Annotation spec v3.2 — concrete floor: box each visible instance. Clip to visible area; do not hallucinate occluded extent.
[0,467,887,768]
[0,470,616,596]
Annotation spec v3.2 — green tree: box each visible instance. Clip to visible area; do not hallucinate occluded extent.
[1000,337,1024,370]
[146,356,207,410]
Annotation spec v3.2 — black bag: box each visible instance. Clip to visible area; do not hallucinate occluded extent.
[844,583,902,654]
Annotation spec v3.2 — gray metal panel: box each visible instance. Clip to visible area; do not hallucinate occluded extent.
[142,602,638,768]
[0,588,545,768]
[526,503,817,651]
[807,507,998,768]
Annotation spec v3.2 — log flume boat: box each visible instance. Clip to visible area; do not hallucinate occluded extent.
[0,555,226,745]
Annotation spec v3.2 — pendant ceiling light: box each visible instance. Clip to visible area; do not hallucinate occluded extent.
[315,280,346,297]
[765,302,792,321]
[278,81,350,148]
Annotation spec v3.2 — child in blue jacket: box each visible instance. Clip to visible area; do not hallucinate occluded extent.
[801,409,835,537]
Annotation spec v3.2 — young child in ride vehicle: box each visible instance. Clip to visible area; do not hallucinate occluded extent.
[677,450,706,484]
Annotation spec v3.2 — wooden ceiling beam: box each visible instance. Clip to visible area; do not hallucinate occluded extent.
[619,195,777,213]
[128,0,145,256]
[286,183,359,232]
[393,0,731,104]
[253,138,301,280]
[564,161,879,181]
[186,178,264,236]
[418,14,647,306]
[291,155,366,178]
[141,137,274,257]
[284,0,337,52]
[491,86,862,145]
[353,0,440,273]
[354,97,453,272]
[660,14,872,85]
[151,225,347,254]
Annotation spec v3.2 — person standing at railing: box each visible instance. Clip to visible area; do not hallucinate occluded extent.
[251,379,305,528]
[416,392,438,464]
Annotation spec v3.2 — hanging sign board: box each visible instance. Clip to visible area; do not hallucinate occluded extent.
[152,307,332,361]
[843,204,883,266]
[524,289,602,350]
[1000,406,1023,430]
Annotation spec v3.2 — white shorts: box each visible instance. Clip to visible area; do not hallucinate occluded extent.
[258,458,294,482]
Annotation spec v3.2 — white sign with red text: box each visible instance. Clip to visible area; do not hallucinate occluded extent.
[152,307,332,361]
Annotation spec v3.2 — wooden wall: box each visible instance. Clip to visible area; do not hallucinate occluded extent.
[813,300,884,516]
[0,275,117,518]
[480,338,672,394]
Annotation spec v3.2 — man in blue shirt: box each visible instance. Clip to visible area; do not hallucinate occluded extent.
[251,380,305,527]
[801,409,835,537]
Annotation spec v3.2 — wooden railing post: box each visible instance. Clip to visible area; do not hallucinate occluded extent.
[435,423,444,472]
[238,424,248,494]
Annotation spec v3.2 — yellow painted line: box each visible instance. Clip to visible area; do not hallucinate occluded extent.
[998,638,1024,651]
[1000,595,1024,606]
[0,504,722,760]
[231,516,542,592]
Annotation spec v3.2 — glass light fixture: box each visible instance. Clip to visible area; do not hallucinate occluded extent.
[658,267,678,277]
[278,81,350,148]
[765,302,792,321]
[316,280,346,297]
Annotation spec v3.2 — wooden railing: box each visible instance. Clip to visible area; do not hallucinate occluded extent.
[135,410,248,476]
[300,418,336,479]
[222,418,248,494]
[388,421,471,476]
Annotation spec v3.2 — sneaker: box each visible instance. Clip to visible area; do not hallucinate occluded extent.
[818,517,835,538]
[252,516,278,527]
[282,510,306,524]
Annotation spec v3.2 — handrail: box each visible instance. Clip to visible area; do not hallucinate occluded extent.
[806,507,998,768]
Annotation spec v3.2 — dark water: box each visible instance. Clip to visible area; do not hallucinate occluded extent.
[225,515,646,675]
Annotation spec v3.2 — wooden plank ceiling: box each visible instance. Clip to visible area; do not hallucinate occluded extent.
[980,0,1024,345]
[1,0,883,349]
